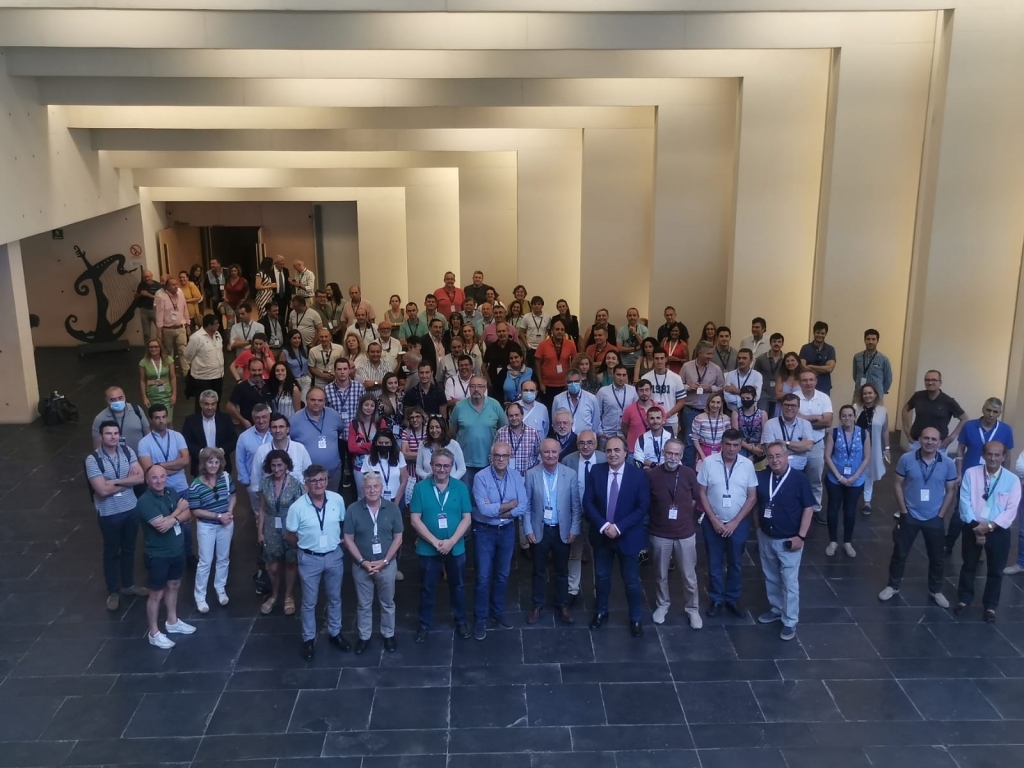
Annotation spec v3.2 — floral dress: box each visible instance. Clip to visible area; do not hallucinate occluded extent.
[259,473,304,563]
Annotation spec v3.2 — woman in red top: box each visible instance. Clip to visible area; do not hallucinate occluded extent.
[223,264,249,310]
[348,394,384,498]
[533,317,577,409]
[663,322,689,374]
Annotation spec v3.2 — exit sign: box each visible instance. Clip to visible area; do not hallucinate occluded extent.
[51,229,64,240]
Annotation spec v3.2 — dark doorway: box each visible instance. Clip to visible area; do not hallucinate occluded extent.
[201,226,261,287]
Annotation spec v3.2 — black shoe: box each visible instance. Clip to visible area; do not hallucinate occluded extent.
[415,628,428,643]
[567,593,578,607]
[383,636,397,653]
[724,601,742,617]
[589,613,608,630]
[490,614,514,629]
[473,623,487,641]
[354,638,370,654]
[328,633,352,652]
[301,639,315,661]
[520,546,534,561]
[456,623,472,640]
[706,601,722,617]
[630,621,644,638]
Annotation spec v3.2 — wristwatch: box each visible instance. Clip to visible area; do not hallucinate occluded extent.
[383,558,390,567]
[357,558,366,566]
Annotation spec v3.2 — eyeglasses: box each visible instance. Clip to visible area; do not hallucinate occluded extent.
[578,440,596,446]
[434,464,453,471]
[306,477,329,485]
[492,453,511,459]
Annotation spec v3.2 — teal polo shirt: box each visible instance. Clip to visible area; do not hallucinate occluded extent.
[451,397,508,468]
[411,477,473,557]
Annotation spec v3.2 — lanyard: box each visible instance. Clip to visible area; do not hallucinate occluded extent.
[668,468,680,503]
[552,341,564,362]
[837,427,857,462]
[320,347,333,368]
[984,469,1002,501]
[408,320,422,336]
[766,356,780,378]
[306,412,324,435]
[311,497,327,532]
[612,386,626,411]
[543,469,558,506]
[769,468,791,504]
[152,358,163,382]
[295,309,308,328]
[507,428,524,461]
[508,370,524,396]
[695,365,708,384]
[457,377,470,398]
[334,382,352,412]
[721,457,736,493]
[368,505,380,538]
[382,338,393,355]
[917,451,939,483]
[716,349,731,370]
[532,314,545,333]
[654,372,666,392]
[272,475,287,515]
[377,460,393,489]
[739,408,761,440]
[979,422,999,445]
[109,407,127,437]
[707,416,723,444]
[154,431,173,464]
[99,448,123,478]
[566,394,581,417]
[433,484,450,513]
[651,433,663,462]
[863,351,877,373]
[241,322,253,341]
[780,418,798,443]
[737,370,751,390]
[490,467,508,502]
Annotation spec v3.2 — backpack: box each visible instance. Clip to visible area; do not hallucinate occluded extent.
[85,446,133,503]
[38,391,79,426]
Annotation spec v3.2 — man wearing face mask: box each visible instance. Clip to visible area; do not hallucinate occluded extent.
[551,370,599,437]
[517,381,549,437]
[92,386,151,452]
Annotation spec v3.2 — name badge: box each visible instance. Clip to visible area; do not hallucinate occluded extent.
[113,490,126,498]
[556,365,563,374]
[763,506,773,519]
[173,523,182,536]
[371,541,383,555]
[768,380,776,388]
[668,505,678,520]
[843,465,852,476]
[155,381,165,393]
[383,490,393,499]
[318,533,330,549]
[721,495,732,509]
[318,436,327,450]
[274,517,283,529]
[170,311,178,322]
[544,505,555,521]
[696,386,704,396]
[859,377,867,386]
[437,514,448,530]
[920,489,930,502]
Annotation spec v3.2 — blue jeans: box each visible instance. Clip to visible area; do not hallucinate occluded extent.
[682,407,701,468]
[757,529,804,629]
[701,514,749,604]
[593,540,643,622]
[97,510,139,594]
[473,523,516,624]
[418,552,467,629]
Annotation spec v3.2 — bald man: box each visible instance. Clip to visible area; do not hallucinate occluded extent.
[341,285,376,328]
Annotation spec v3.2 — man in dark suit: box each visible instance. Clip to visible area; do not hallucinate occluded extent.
[583,435,650,637]
[273,255,292,317]
[182,390,237,477]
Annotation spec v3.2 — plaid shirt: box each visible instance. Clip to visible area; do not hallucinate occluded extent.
[495,424,541,475]
[324,380,366,430]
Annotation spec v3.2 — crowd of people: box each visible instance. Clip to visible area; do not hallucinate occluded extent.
[84,265,1024,654]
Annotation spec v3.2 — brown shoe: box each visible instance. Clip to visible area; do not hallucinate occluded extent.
[559,606,575,624]
[953,602,968,615]
[120,585,150,597]
[105,593,120,612]
[527,607,542,624]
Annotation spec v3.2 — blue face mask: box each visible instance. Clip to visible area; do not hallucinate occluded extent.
[109,401,127,413]
[522,391,537,404]
[567,382,582,395]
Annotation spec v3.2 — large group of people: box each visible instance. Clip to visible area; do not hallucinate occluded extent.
[85,266,1024,653]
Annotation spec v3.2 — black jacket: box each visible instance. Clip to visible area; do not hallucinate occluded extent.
[182,412,238,476]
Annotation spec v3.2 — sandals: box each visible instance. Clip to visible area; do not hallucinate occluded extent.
[283,597,296,616]
[260,597,277,615]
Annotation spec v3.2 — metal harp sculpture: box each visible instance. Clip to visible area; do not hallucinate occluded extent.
[64,245,139,348]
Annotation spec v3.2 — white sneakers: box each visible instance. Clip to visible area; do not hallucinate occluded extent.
[165,619,197,635]
[1004,564,1023,575]
[148,632,175,649]
[196,600,210,614]
[652,606,668,625]
[686,609,703,630]
[825,543,838,557]
[217,591,229,606]
[844,543,857,558]
[931,592,950,609]
[878,586,899,601]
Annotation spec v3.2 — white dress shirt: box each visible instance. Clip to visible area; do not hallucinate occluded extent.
[724,368,764,411]
[202,415,217,448]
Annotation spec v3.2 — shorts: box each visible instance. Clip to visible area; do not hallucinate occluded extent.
[145,554,185,591]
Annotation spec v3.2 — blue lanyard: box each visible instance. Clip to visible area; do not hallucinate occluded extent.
[543,470,558,506]
[490,467,508,502]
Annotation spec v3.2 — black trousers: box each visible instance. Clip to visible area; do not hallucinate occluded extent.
[532,526,571,609]
[958,525,1012,610]
[888,516,945,593]
[825,478,863,544]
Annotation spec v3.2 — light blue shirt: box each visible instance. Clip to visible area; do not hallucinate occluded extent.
[235,426,273,487]
[472,466,530,526]
[286,491,345,553]
[551,390,599,436]
[596,384,638,438]
[137,429,189,493]
[461,310,484,336]
[289,407,344,471]
[518,400,549,437]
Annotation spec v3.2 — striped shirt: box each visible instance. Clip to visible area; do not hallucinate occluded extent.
[187,473,236,525]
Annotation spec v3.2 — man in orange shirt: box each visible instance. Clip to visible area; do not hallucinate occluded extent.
[534,317,578,408]
[432,271,465,318]
[585,326,618,369]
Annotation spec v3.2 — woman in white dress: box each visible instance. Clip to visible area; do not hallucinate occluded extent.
[855,382,890,515]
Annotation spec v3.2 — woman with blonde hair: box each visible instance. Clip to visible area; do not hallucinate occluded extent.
[139,339,176,420]
[187,446,237,613]
[342,330,367,370]
[572,353,601,395]
[690,393,728,472]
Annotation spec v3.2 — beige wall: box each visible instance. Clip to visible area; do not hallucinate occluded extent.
[0,241,40,423]
[319,201,360,290]
[23,205,148,348]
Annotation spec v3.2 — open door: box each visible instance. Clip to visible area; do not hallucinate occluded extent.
[156,226,202,278]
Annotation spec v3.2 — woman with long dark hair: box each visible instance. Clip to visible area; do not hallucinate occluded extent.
[634,337,658,383]
[280,329,311,401]
[254,256,277,318]
[551,299,580,345]
[823,404,871,557]
[268,361,302,417]
[774,352,802,402]
[444,312,464,351]
[349,394,383,497]
[376,372,405,434]
[415,415,467,480]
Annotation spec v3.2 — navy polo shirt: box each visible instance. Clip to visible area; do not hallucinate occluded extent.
[799,342,837,395]
[957,419,1014,469]
[756,467,815,539]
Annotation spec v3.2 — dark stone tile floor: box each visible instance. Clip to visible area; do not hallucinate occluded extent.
[0,347,1022,766]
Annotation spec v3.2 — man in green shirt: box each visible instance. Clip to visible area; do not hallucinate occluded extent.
[137,465,197,650]
[410,448,473,643]
[450,375,508,489]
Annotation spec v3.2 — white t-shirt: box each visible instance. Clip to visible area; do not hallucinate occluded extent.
[797,389,834,442]
[724,368,764,411]
[641,369,686,425]
[360,454,407,501]
[696,452,759,523]
[445,375,474,404]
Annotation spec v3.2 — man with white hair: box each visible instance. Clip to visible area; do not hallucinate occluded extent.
[289,260,315,306]
[155,273,190,376]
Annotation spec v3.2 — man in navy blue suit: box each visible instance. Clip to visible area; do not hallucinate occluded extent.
[583,435,650,637]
